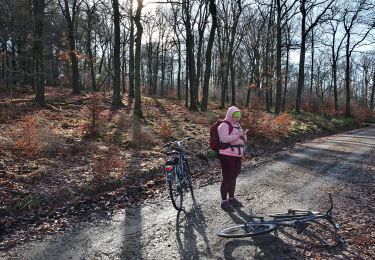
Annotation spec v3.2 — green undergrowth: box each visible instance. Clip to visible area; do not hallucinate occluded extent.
[290,111,359,134]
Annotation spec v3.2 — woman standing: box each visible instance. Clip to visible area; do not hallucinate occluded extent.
[217,106,248,211]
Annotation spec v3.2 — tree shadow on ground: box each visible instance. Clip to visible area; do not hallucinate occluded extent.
[175,191,212,259]
[121,126,143,258]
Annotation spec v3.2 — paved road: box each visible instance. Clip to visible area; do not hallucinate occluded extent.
[2,125,375,259]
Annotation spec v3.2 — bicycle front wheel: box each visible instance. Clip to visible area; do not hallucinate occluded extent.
[183,160,194,195]
[168,173,183,211]
[217,223,277,238]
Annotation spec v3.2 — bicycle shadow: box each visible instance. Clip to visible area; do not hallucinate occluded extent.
[277,221,345,250]
[223,207,304,259]
[175,191,212,259]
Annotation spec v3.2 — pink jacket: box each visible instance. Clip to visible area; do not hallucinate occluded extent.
[218,106,247,157]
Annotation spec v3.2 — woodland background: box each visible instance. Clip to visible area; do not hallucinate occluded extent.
[0,0,374,115]
[0,0,374,253]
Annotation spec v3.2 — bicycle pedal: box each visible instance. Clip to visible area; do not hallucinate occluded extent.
[295,221,309,234]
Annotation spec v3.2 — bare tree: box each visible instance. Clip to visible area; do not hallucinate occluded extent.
[282,19,298,112]
[58,0,82,94]
[342,0,373,117]
[275,0,298,114]
[201,0,218,111]
[217,0,244,108]
[325,13,346,112]
[295,0,335,113]
[182,0,198,111]
[314,51,330,106]
[83,0,98,92]
[168,6,183,100]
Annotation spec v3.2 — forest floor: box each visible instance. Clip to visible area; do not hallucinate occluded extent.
[0,86,374,259]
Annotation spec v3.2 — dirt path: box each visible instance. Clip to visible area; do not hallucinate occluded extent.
[2,125,375,260]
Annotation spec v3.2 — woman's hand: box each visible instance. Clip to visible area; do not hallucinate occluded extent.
[240,129,249,140]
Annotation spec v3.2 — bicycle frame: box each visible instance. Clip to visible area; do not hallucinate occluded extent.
[164,138,192,185]
[247,194,339,231]
[217,193,341,239]
[163,137,194,211]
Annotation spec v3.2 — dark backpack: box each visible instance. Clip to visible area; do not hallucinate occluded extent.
[209,120,233,151]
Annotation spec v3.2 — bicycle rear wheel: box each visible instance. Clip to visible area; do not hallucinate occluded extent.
[168,172,183,211]
[217,223,277,238]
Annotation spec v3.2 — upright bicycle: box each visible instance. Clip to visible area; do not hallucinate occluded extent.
[163,137,194,211]
[217,193,340,239]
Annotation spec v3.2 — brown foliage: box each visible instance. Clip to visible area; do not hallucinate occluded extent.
[129,120,158,148]
[81,94,106,138]
[351,102,373,122]
[13,115,40,156]
[91,148,126,184]
[159,121,175,140]
[273,113,293,136]
[242,109,292,140]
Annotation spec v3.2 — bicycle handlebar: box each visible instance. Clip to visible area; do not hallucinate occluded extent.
[163,137,194,148]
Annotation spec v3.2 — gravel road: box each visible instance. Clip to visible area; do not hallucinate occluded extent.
[2,125,375,260]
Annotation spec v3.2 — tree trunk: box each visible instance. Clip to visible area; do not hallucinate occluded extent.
[177,43,181,100]
[152,41,160,95]
[122,29,127,94]
[184,2,198,111]
[310,28,314,98]
[68,25,80,94]
[296,0,306,113]
[332,54,338,112]
[86,4,97,92]
[134,0,144,118]
[245,87,251,108]
[182,2,198,110]
[266,90,271,113]
[275,0,282,114]
[230,63,236,106]
[196,29,205,106]
[128,0,135,98]
[160,43,165,97]
[282,42,290,112]
[202,0,217,111]
[265,0,274,113]
[202,19,216,108]
[345,34,351,117]
[33,0,45,106]
[58,0,81,94]
[112,0,123,107]
[370,69,374,110]
[146,41,153,94]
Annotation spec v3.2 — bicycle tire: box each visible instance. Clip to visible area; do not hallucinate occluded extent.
[217,223,277,238]
[168,172,183,211]
[184,160,194,195]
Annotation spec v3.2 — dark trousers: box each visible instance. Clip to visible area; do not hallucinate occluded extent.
[219,155,242,200]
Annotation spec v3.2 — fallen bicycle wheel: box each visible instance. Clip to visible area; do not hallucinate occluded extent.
[217,223,277,238]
